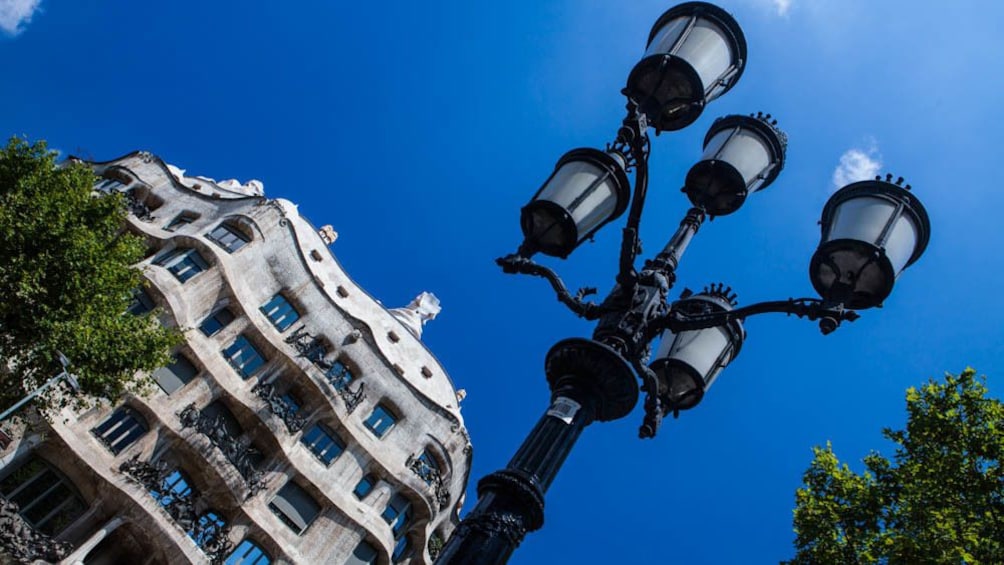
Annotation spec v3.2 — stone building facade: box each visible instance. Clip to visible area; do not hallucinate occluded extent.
[0,151,472,564]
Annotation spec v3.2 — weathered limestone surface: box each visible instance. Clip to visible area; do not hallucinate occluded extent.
[0,152,471,565]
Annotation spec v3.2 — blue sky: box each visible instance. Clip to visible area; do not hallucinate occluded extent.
[3,0,1003,563]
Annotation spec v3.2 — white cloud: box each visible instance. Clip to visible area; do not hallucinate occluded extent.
[745,0,793,17]
[832,141,882,191]
[0,0,42,37]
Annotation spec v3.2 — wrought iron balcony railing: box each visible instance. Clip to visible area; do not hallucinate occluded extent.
[407,454,450,510]
[177,405,267,498]
[252,382,307,433]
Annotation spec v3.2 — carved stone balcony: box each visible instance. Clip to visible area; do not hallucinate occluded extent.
[120,457,233,564]
[177,405,267,498]
[407,454,450,510]
[285,325,367,414]
[328,370,366,414]
[125,192,154,222]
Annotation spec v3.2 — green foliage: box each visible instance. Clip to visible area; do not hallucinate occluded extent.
[429,532,444,559]
[0,137,180,412]
[785,369,1004,564]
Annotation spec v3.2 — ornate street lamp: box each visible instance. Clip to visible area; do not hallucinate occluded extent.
[519,149,631,258]
[810,174,930,309]
[684,112,787,216]
[436,4,929,564]
[625,2,747,132]
[647,284,744,421]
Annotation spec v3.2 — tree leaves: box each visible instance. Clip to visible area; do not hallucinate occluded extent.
[785,369,1004,564]
[0,137,180,412]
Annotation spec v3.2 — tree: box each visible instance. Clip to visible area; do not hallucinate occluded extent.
[785,369,1004,564]
[0,137,179,413]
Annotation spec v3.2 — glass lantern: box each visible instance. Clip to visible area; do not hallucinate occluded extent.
[810,176,930,309]
[519,148,630,258]
[683,112,787,216]
[624,2,746,132]
[649,286,745,412]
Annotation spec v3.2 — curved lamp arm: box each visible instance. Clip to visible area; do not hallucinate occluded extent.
[496,254,605,320]
[657,297,861,335]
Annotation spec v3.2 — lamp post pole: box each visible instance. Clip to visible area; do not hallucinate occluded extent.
[436,3,930,564]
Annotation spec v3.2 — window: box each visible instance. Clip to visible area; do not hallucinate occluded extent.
[223,335,266,378]
[190,511,228,552]
[260,294,300,332]
[392,536,411,563]
[0,456,87,536]
[200,307,236,337]
[152,469,192,507]
[346,541,378,565]
[382,493,412,537]
[300,424,344,466]
[353,474,376,499]
[414,450,440,485]
[325,360,355,390]
[94,177,128,192]
[226,539,271,565]
[281,392,302,414]
[165,211,199,232]
[151,353,198,394]
[269,481,321,535]
[207,223,250,253]
[128,287,155,315]
[93,407,148,454]
[202,401,243,437]
[155,248,209,283]
[364,404,397,438]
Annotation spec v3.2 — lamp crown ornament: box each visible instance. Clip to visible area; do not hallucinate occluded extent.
[699,282,739,306]
[751,111,788,152]
[878,173,912,190]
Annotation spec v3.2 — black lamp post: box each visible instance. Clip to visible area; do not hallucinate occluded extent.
[435,3,930,564]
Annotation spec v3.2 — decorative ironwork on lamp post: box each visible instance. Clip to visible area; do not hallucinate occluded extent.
[435,3,931,564]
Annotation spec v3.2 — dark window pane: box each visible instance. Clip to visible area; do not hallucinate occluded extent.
[127,288,155,315]
[164,212,198,232]
[364,405,397,438]
[151,354,198,394]
[153,469,193,507]
[414,450,441,485]
[225,539,272,565]
[202,401,243,437]
[382,493,411,537]
[223,335,266,378]
[155,248,208,282]
[200,308,236,337]
[93,407,148,454]
[0,457,86,536]
[300,424,344,466]
[325,361,354,390]
[260,295,300,332]
[94,178,128,193]
[269,482,320,535]
[207,224,249,253]
[345,541,378,565]
[189,511,228,550]
[353,475,375,499]
[392,536,411,563]
[280,392,301,413]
